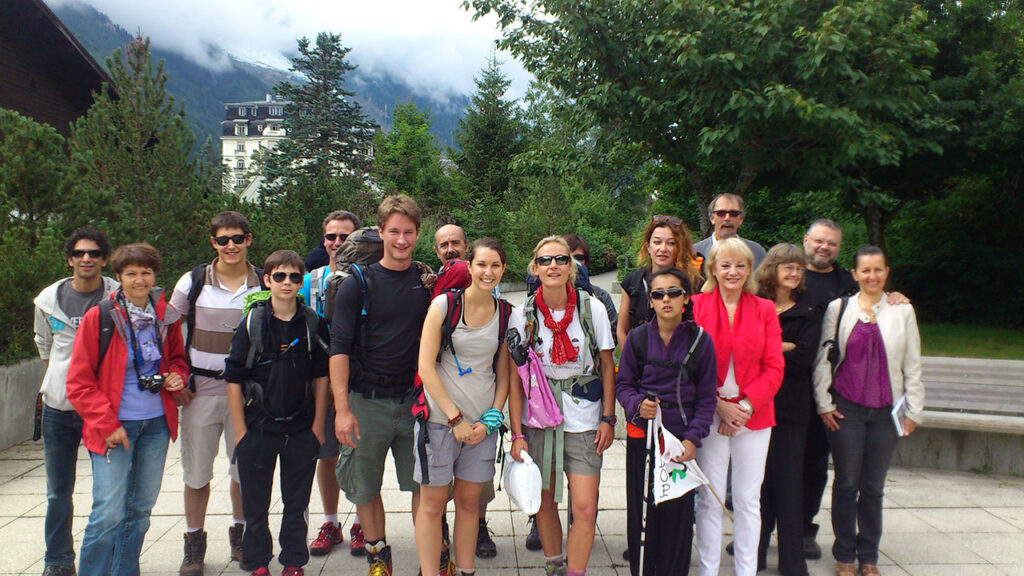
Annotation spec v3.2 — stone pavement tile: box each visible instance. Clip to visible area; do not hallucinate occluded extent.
[0,494,43,517]
[0,459,42,478]
[985,507,1024,530]
[0,476,45,496]
[0,518,44,573]
[1002,565,1024,576]
[874,509,934,533]
[901,565,1007,576]
[912,508,1019,534]
[884,482,975,509]
[880,532,988,565]
[958,533,1024,565]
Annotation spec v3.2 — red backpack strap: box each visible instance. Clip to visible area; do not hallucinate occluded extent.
[435,289,463,363]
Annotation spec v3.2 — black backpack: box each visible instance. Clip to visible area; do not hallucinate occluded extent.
[95,292,166,370]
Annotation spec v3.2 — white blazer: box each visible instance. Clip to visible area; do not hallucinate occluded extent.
[812,292,925,423]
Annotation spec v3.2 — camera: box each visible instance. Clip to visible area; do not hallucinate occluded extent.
[137,373,164,394]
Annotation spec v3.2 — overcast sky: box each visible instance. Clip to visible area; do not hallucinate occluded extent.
[46,0,531,102]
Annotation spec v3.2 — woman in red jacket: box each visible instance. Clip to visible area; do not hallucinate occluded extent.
[66,243,187,576]
[692,238,784,576]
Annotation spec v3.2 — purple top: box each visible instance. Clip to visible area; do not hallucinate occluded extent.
[615,320,718,447]
[833,321,892,408]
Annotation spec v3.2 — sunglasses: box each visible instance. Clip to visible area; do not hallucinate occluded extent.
[650,288,687,300]
[270,272,303,284]
[714,209,743,218]
[652,214,682,228]
[71,249,103,259]
[534,255,572,266]
[213,234,248,246]
[572,254,587,264]
[324,233,349,243]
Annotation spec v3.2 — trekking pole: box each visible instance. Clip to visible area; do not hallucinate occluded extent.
[638,393,657,576]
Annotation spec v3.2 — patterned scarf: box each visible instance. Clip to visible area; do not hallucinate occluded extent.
[535,284,578,365]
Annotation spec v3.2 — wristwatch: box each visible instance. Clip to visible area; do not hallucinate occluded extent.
[738,398,754,416]
[601,414,617,427]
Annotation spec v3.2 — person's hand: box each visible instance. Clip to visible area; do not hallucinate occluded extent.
[312,420,325,445]
[595,421,614,455]
[716,399,751,430]
[234,428,247,446]
[820,410,844,431]
[105,426,129,451]
[174,387,194,407]
[638,398,659,420]
[452,419,475,444]
[782,342,796,352]
[887,291,911,306]
[511,435,529,462]
[674,439,697,462]
[465,422,488,445]
[718,420,740,437]
[334,407,360,448]
[163,372,185,393]
[903,419,917,436]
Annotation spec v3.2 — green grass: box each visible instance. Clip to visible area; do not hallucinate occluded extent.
[920,323,1024,360]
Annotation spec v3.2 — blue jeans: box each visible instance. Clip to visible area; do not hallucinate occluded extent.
[79,416,170,576]
[826,393,899,566]
[42,406,84,568]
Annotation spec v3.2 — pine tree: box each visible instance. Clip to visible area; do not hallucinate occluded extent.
[68,35,217,277]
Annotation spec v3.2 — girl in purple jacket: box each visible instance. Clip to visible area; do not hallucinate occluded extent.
[615,268,718,576]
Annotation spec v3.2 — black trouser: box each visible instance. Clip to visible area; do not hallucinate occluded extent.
[626,435,695,576]
[803,402,830,537]
[236,427,319,568]
[760,421,809,576]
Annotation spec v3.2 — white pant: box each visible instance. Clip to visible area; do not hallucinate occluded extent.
[695,416,772,576]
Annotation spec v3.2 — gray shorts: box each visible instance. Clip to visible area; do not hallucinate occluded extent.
[523,426,603,478]
[414,421,498,487]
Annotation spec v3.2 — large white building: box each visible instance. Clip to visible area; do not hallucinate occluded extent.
[220,94,289,198]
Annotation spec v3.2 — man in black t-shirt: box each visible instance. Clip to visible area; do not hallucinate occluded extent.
[331,194,432,575]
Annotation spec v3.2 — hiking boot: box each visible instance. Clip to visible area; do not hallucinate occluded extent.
[439,546,457,576]
[248,567,270,576]
[622,548,630,561]
[544,562,567,576]
[281,567,304,576]
[366,544,393,576]
[179,530,207,576]
[726,540,735,556]
[525,515,542,551]
[42,565,76,576]
[229,523,245,563]
[476,518,497,558]
[350,523,366,556]
[310,521,342,556]
[804,536,823,560]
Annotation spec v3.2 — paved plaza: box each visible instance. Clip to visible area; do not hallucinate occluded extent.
[2,437,1024,576]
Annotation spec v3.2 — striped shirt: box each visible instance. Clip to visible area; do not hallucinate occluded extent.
[170,259,263,396]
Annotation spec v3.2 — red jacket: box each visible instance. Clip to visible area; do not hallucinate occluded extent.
[66,289,187,454]
[692,291,784,430]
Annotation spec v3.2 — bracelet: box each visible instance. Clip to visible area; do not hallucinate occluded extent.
[511,434,526,441]
[447,412,464,429]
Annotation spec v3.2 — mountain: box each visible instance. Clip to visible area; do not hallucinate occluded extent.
[51,2,468,153]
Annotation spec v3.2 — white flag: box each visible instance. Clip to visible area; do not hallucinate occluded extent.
[652,407,707,504]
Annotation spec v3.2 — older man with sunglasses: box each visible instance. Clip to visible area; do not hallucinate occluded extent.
[170,211,266,575]
[693,193,767,271]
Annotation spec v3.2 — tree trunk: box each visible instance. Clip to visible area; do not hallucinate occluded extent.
[733,165,759,197]
[863,201,887,252]
[685,165,712,238]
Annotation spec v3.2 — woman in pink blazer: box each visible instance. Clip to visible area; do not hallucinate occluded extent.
[691,237,784,576]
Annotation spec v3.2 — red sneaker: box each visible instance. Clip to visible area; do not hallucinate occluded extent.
[349,522,366,556]
[249,567,270,576]
[309,522,342,556]
[281,567,304,576]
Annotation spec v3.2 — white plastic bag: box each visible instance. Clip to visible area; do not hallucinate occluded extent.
[503,450,543,515]
[652,407,708,504]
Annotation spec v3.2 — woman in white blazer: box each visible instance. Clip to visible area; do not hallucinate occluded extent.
[812,246,923,576]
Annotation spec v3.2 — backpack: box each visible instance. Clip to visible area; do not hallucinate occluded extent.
[183,263,266,388]
[321,227,384,324]
[96,292,166,370]
[823,296,851,380]
[627,321,707,391]
[239,300,327,424]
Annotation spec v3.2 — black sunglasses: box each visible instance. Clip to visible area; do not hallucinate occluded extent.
[652,214,683,228]
[535,255,572,266]
[212,234,248,246]
[714,209,743,218]
[324,233,349,243]
[650,288,687,300]
[71,249,103,259]
[270,272,303,284]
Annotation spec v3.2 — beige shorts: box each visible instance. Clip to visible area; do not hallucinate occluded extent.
[523,426,603,479]
[179,394,238,488]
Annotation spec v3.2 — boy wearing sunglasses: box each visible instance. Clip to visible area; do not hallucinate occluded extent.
[33,226,119,576]
[225,250,330,576]
[170,211,265,575]
[693,193,767,271]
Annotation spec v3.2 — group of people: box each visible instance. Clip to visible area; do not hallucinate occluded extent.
[32,191,923,576]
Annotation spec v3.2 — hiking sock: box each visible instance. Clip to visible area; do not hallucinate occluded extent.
[186,526,203,533]
[324,514,339,527]
[566,570,585,576]
[545,555,565,567]
[366,538,387,558]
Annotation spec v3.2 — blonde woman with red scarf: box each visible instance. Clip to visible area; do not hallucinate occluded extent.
[692,237,784,576]
[508,236,616,576]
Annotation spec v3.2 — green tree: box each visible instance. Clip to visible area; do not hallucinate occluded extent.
[465,0,947,245]
[68,35,218,277]
[260,32,377,183]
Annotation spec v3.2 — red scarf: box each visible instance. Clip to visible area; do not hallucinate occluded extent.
[535,284,578,365]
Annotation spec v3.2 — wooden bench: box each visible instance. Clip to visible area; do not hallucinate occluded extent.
[920,356,1024,435]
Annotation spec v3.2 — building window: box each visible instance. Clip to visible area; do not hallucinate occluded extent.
[236,159,245,170]
[269,124,280,132]
[270,106,283,116]
[235,142,245,152]
[237,106,246,116]
[236,178,245,187]
[234,124,247,136]
[251,107,258,116]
